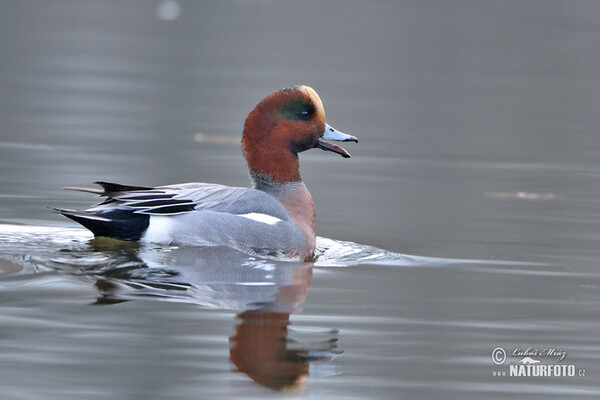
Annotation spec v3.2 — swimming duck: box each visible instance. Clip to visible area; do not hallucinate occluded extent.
[56,85,357,260]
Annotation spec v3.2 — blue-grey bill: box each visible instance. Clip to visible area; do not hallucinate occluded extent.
[316,123,358,158]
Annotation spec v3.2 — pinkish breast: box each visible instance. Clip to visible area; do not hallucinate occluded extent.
[278,182,316,255]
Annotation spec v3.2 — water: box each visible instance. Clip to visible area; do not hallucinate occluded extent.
[2,1,600,398]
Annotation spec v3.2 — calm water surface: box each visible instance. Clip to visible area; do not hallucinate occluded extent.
[2,1,600,399]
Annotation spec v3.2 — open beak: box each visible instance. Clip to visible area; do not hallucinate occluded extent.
[316,123,358,158]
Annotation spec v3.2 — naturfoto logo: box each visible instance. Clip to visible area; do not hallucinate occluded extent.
[490,346,586,378]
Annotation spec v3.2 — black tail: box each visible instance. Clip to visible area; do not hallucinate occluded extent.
[53,208,149,241]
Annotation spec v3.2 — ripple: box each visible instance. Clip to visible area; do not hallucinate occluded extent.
[0,223,554,309]
[313,236,512,268]
[0,223,539,277]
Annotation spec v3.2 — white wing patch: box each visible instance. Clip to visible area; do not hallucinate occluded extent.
[239,213,282,225]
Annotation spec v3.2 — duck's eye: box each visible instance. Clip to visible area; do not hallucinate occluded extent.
[299,110,311,120]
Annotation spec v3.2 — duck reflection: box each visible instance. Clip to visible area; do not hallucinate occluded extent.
[229,261,325,390]
[231,310,309,390]
[85,240,341,391]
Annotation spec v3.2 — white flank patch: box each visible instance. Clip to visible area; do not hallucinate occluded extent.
[239,213,282,225]
[141,216,173,244]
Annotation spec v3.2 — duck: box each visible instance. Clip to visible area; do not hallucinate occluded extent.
[56,85,357,260]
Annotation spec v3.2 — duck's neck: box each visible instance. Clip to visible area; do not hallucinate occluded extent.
[251,173,316,253]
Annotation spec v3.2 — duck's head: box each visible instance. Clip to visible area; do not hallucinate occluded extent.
[242,85,357,183]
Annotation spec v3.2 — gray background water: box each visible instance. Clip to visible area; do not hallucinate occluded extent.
[2,1,600,399]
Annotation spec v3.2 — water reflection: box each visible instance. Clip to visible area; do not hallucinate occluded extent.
[229,263,340,390]
[231,311,310,390]
[0,225,341,391]
[96,245,339,390]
